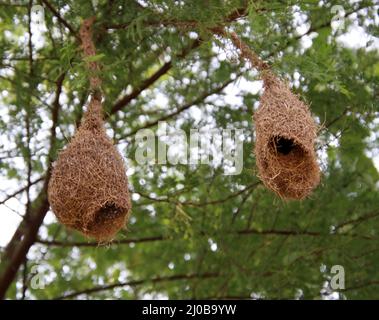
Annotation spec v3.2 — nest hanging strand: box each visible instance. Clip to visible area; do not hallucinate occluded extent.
[79,17,103,132]
[48,17,131,241]
[217,29,320,200]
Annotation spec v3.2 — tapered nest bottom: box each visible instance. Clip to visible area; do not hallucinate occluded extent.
[73,202,129,241]
[255,135,320,200]
[48,126,131,241]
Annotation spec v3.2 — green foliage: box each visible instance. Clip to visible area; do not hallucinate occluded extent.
[0,0,378,300]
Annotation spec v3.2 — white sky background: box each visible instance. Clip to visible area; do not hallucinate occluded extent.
[0,2,379,291]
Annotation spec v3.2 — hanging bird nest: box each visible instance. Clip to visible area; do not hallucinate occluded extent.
[48,18,131,240]
[254,72,320,199]
[48,99,131,240]
[216,30,320,199]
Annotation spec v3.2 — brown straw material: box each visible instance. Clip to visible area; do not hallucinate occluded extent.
[254,74,320,200]
[48,17,131,240]
[217,29,320,199]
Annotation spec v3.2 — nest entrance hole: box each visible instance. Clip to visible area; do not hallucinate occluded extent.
[84,202,126,234]
[270,136,304,155]
[95,202,124,222]
[270,136,294,155]
[269,136,307,167]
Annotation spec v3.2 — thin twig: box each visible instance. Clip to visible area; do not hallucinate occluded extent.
[117,72,243,141]
[40,0,79,40]
[109,39,201,116]
[55,272,220,299]
[136,181,260,207]
[36,223,376,248]
[0,177,44,206]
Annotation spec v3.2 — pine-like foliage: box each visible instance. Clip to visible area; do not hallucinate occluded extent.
[0,0,378,299]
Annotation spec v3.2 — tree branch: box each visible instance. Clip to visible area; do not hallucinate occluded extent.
[335,210,379,232]
[117,73,241,141]
[0,177,44,206]
[55,272,220,299]
[36,221,376,248]
[36,235,165,247]
[40,0,78,40]
[0,73,65,299]
[106,6,250,30]
[109,38,201,116]
[136,182,260,207]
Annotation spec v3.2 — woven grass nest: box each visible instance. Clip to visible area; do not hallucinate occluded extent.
[254,73,320,200]
[48,17,131,240]
[48,99,131,240]
[219,30,320,200]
